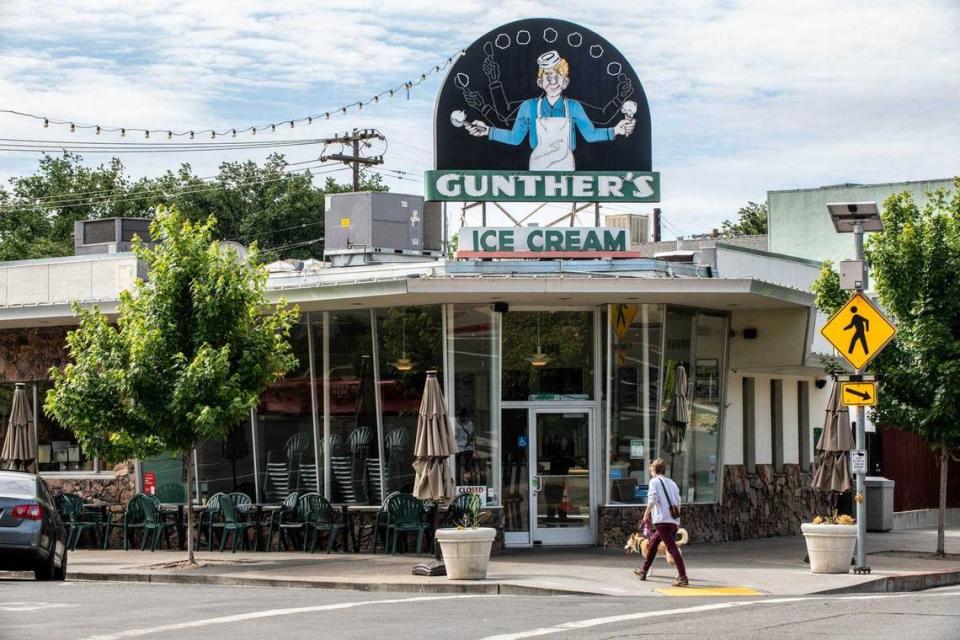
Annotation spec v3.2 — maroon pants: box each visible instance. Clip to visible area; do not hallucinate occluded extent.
[641,523,687,578]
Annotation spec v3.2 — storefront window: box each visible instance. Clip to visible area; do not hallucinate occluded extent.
[688,314,725,503]
[327,310,377,504]
[32,381,97,473]
[502,311,594,401]
[608,304,664,504]
[255,318,315,502]
[659,309,694,499]
[451,304,496,494]
[196,421,256,502]
[141,453,186,502]
[658,310,726,504]
[376,306,443,497]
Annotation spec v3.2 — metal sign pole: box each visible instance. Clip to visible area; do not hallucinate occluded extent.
[853,220,868,573]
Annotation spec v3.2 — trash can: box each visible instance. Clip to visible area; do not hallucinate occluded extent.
[865,476,895,532]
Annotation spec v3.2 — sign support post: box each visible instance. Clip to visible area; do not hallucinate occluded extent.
[852,219,868,575]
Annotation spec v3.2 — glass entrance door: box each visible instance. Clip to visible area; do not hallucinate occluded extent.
[502,406,595,546]
[532,409,594,544]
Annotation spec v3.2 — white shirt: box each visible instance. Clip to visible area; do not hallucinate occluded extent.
[648,475,681,525]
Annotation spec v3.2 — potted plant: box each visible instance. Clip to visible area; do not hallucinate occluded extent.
[801,512,857,573]
[434,500,496,580]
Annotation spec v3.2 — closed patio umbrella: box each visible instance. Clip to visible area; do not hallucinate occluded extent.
[811,383,854,494]
[412,371,459,502]
[1,384,36,472]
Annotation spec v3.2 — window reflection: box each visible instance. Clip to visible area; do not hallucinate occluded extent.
[327,310,377,504]
[255,319,315,502]
[451,305,496,492]
[502,311,593,401]
[608,304,663,504]
[376,306,444,497]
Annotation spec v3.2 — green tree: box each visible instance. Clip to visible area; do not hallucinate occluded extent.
[721,201,768,237]
[811,180,960,556]
[0,153,387,261]
[44,206,299,563]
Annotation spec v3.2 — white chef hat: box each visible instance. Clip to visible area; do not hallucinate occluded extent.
[537,50,562,70]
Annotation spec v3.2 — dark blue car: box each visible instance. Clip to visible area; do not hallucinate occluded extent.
[0,471,68,580]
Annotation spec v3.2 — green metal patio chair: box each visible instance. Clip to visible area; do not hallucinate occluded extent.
[198,493,227,551]
[213,493,259,553]
[275,492,318,552]
[267,491,301,551]
[56,493,101,550]
[123,494,173,551]
[387,493,429,555]
[303,494,346,553]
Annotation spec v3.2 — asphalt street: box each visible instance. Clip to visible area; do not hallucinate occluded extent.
[1,580,959,640]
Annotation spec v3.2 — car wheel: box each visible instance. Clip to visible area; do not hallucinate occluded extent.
[53,546,68,581]
[34,544,56,581]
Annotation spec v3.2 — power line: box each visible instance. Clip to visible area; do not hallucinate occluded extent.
[0,49,465,139]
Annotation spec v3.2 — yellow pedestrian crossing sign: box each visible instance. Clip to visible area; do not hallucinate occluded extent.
[841,381,877,407]
[612,304,639,339]
[821,292,896,370]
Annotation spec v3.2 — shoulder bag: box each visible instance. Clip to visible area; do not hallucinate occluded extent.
[658,478,681,520]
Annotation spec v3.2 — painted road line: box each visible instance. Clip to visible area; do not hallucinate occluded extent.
[478,591,960,640]
[656,586,763,596]
[0,601,80,612]
[78,594,494,640]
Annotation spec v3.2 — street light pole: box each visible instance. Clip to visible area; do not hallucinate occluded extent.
[853,220,868,573]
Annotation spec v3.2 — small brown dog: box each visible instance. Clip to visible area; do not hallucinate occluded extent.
[624,527,688,574]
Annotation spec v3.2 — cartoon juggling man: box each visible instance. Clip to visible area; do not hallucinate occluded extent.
[458,51,636,171]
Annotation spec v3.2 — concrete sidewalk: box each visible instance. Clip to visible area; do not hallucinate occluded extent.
[60,526,960,597]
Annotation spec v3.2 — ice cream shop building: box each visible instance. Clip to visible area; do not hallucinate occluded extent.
[0,19,836,547]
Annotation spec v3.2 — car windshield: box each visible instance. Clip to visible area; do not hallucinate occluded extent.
[0,474,36,499]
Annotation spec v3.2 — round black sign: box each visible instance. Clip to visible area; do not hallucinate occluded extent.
[434,18,651,172]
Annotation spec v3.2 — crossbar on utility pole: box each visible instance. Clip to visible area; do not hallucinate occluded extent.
[319,129,384,191]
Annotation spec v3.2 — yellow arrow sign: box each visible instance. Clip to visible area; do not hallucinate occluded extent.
[841,381,877,407]
[821,292,896,370]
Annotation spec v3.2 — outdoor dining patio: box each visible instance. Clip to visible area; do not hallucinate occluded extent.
[53,489,490,555]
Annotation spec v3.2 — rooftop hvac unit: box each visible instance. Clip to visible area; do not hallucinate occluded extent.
[324,192,441,266]
[604,213,649,247]
[74,218,154,255]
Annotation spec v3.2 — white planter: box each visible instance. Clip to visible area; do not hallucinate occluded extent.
[801,523,857,574]
[435,527,496,580]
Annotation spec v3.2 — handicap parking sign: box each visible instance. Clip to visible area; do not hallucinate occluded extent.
[518,435,528,448]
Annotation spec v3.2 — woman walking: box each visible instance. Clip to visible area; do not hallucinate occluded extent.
[635,458,688,587]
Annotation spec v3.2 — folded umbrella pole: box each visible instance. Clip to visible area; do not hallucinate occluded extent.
[1,384,36,472]
[411,371,459,573]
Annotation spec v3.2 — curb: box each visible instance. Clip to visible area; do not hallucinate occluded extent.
[65,571,599,597]
[814,569,960,595]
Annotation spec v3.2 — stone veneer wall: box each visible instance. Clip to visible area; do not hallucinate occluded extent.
[43,462,137,504]
[0,326,69,381]
[598,464,830,547]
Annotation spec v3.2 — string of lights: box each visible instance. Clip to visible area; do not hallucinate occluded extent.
[0,50,464,140]
[0,137,335,154]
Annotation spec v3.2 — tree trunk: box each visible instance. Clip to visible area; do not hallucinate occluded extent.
[938,439,947,557]
[183,450,197,565]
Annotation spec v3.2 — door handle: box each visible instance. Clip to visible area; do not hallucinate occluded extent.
[532,476,542,494]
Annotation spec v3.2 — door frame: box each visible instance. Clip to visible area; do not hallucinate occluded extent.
[501,402,598,547]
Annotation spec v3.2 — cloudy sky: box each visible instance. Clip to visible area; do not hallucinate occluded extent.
[1,1,957,238]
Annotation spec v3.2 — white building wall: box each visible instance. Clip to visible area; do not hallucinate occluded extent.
[724,371,744,465]
[723,370,833,471]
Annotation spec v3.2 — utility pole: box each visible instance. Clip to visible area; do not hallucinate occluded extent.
[319,129,384,191]
[653,207,661,242]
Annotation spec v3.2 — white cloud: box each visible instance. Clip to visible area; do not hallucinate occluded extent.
[0,0,957,238]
